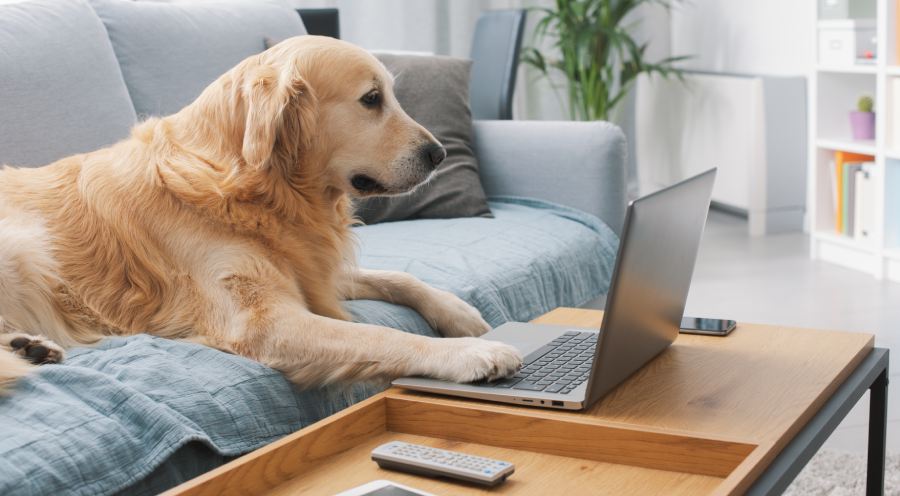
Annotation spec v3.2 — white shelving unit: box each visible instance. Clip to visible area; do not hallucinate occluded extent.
[809,0,900,281]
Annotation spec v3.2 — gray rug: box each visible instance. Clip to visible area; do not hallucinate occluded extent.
[784,449,900,495]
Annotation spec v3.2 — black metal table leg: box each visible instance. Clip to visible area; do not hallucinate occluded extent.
[867,368,888,496]
[746,348,889,495]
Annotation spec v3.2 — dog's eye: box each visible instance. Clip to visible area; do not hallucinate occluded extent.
[360,90,381,108]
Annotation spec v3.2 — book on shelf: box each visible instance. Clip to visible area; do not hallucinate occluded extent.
[853,163,877,243]
[843,162,863,236]
[831,150,874,234]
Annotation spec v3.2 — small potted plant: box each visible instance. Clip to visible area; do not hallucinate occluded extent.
[850,95,875,140]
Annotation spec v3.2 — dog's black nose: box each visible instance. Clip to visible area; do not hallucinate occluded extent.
[421,143,446,169]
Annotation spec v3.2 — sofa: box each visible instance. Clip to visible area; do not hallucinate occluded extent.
[0,1,626,494]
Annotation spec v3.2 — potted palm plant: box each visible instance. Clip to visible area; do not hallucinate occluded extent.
[522,0,687,121]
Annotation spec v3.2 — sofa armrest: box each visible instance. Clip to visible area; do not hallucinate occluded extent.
[473,120,628,235]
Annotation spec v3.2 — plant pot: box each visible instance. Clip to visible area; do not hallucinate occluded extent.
[849,111,875,140]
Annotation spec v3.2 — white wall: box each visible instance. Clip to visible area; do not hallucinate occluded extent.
[292,1,814,109]
[670,0,814,77]
[292,0,676,122]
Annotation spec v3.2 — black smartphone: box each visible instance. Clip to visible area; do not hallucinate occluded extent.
[679,317,736,336]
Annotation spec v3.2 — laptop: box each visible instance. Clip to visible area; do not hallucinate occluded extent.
[393,169,717,410]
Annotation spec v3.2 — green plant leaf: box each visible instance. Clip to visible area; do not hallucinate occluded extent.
[520,47,549,74]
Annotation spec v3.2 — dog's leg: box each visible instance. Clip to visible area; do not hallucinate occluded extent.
[341,269,491,337]
[0,215,76,346]
[215,280,520,386]
[238,310,519,386]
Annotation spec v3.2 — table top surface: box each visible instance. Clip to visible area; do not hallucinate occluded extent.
[387,307,875,493]
[168,307,876,496]
[529,307,874,492]
[487,308,873,441]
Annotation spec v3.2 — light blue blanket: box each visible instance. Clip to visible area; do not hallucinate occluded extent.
[0,198,618,495]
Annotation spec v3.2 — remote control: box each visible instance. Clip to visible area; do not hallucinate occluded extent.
[371,441,515,487]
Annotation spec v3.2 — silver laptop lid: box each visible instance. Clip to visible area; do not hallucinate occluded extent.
[585,169,716,406]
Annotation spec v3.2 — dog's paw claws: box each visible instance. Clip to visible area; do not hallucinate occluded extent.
[438,338,523,383]
[3,334,64,365]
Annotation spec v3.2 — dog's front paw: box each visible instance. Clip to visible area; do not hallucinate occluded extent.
[433,338,522,383]
[1,333,65,365]
[424,290,491,338]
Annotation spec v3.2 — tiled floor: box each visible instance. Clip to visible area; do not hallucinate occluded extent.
[687,210,900,454]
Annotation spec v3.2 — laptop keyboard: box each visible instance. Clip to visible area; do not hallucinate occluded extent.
[480,330,597,394]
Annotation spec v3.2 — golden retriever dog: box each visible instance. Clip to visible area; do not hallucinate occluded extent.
[0,36,523,394]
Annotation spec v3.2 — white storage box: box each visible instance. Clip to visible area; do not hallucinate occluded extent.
[818,19,877,66]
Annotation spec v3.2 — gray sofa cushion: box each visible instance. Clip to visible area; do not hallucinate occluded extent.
[89,0,306,118]
[354,54,493,224]
[352,198,617,325]
[474,120,628,235]
[0,0,136,168]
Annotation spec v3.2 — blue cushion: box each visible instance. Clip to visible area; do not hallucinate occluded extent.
[0,198,618,495]
[0,0,137,168]
[353,197,617,326]
[89,0,307,118]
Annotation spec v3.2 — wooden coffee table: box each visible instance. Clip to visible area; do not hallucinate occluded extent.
[166,308,888,495]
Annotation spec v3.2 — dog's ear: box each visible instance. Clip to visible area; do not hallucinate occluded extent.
[241,63,313,169]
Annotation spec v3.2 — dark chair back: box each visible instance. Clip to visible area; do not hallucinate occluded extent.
[297,8,340,39]
[468,9,526,120]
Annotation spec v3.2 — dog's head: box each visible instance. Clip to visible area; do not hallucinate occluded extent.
[223,36,444,198]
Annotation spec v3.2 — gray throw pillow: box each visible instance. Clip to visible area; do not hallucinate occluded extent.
[354,54,493,224]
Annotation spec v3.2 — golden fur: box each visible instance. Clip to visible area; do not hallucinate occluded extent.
[0,36,521,393]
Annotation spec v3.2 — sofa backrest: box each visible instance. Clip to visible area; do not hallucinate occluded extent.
[89,0,307,119]
[0,0,307,170]
[0,0,137,168]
